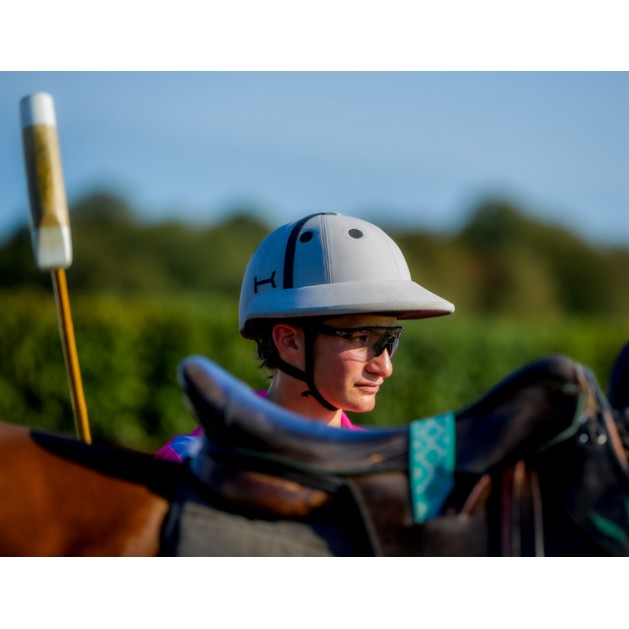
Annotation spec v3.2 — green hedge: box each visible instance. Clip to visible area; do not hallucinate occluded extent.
[1,289,627,452]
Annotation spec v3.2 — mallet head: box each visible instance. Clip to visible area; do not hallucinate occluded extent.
[20,92,73,270]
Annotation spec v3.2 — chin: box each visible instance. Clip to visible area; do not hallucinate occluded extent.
[345,398,377,414]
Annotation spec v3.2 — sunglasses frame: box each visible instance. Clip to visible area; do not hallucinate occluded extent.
[316,324,404,358]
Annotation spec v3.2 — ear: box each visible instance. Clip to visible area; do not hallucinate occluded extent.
[272,324,304,363]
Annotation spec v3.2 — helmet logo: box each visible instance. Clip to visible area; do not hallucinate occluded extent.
[254,270,277,293]
[348,228,363,239]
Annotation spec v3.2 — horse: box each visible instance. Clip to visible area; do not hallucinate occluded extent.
[0,347,627,556]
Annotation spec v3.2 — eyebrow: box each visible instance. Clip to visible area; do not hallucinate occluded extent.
[319,325,403,331]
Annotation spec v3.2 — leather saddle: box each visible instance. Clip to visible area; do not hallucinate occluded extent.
[175,354,590,555]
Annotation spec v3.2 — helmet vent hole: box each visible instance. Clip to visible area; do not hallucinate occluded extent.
[348,229,363,239]
[299,231,313,243]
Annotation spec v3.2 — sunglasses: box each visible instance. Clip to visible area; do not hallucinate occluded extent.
[316,325,404,359]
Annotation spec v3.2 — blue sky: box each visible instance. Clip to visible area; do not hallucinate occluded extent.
[2,71,629,246]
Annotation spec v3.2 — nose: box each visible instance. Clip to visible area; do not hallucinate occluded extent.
[366,349,393,378]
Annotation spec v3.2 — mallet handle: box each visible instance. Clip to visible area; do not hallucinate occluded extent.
[52,269,92,444]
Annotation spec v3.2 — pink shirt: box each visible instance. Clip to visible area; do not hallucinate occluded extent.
[155,391,361,463]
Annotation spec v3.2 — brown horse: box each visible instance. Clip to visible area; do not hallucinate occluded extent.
[0,422,183,556]
[0,351,628,556]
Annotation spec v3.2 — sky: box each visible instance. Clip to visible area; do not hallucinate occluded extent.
[2,71,628,248]
[1,3,628,249]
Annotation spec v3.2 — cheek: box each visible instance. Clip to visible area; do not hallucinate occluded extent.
[313,343,353,385]
[312,352,379,413]
[314,353,364,398]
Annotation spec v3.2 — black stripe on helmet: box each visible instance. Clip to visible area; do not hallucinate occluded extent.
[282,212,335,289]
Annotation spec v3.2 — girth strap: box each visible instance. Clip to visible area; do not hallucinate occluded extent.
[500,461,545,556]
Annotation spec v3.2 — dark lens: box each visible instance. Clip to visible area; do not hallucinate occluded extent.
[374,330,400,358]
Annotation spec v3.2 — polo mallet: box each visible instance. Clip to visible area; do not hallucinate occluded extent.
[20,92,92,444]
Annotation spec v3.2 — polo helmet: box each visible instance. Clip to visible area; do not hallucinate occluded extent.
[240,212,454,337]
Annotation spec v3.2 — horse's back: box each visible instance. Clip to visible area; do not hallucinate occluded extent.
[0,422,172,556]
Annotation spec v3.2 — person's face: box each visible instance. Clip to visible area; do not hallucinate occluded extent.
[311,313,399,413]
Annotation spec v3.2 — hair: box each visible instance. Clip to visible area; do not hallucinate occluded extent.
[249,320,280,371]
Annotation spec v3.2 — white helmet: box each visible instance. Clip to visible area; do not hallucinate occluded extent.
[240,212,454,337]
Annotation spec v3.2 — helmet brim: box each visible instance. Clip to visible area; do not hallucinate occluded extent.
[240,279,454,337]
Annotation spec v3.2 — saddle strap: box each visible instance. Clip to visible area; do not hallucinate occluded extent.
[501,461,545,556]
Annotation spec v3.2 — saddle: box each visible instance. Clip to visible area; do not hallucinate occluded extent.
[174,353,594,555]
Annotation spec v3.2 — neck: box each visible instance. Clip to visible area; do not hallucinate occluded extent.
[266,373,343,427]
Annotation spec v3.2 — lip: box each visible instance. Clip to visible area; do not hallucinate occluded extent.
[355,382,381,393]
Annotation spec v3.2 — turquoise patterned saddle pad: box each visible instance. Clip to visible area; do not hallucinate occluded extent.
[408,413,455,523]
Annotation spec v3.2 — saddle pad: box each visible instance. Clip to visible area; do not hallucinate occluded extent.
[409,412,455,523]
[160,488,370,556]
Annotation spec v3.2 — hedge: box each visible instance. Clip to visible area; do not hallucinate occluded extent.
[1,289,626,452]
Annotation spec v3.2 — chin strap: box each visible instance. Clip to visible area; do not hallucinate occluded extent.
[275,327,338,412]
